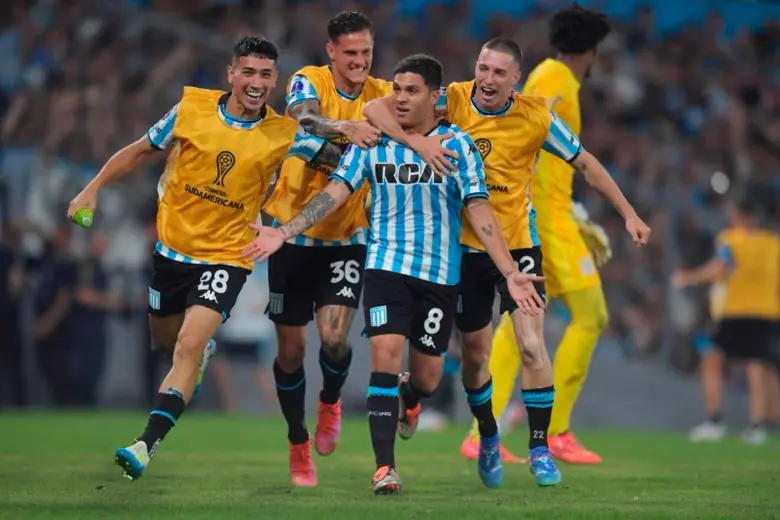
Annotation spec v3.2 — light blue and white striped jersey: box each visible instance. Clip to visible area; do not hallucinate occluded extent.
[329,123,489,286]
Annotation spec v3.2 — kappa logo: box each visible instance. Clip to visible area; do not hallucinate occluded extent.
[337,287,356,299]
[201,290,219,303]
[214,151,236,187]
[474,138,492,160]
[418,334,435,348]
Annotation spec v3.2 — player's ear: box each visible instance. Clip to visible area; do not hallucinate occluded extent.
[325,40,336,61]
[226,64,234,86]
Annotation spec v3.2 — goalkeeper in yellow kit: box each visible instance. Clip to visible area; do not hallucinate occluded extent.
[464,5,614,465]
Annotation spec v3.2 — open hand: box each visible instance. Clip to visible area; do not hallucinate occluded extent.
[341,121,382,150]
[242,224,286,263]
[409,132,459,177]
[506,272,546,316]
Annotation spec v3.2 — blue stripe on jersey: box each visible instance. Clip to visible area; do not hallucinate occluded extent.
[147,103,179,149]
[154,240,244,268]
[542,112,582,162]
[411,180,425,279]
[529,204,540,246]
[328,125,487,286]
[287,126,326,163]
[374,144,390,270]
[436,86,448,112]
[390,144,406,274]
[286,75,320,109]
[428,183,443,282]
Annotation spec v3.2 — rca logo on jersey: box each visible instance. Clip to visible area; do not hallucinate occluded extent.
[374,163,443,185]
[337,286,355,299]
[214,151,236,187]
[474,138,492,160]
[418,335,435,349]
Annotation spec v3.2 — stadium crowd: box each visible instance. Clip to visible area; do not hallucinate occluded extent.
[1,0,779,408]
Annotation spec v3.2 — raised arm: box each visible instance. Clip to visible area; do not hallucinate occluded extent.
[67,103,174,220]
[542,112,651,246]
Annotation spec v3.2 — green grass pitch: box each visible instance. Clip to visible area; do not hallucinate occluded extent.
[0,412,778,519]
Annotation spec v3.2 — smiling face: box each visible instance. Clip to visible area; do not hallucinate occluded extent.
[226,55,279,116]
[326,29,374,87]
[473,47,522,112]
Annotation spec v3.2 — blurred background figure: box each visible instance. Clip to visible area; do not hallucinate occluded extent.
[212,261,276,413]
[0,0,777,441]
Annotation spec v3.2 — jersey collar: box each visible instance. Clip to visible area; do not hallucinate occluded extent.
[328,66,363,101]
[217,93,266,129]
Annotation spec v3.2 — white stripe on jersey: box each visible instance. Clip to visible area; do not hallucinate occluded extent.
[329,124,489,286]
[286,75,320,108]
[542,112,582,162]
[147,103,179,149]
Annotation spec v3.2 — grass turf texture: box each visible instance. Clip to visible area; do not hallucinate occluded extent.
[0,413,778,519]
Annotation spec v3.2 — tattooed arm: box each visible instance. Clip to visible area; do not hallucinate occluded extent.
[277,181,353,240]
[465,198,518,278]
[309,141,345,169]
[290,100,380,149]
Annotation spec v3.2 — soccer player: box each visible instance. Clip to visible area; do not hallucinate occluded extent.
[673,197,780,445]
[490,4,615,465]
[67,37,341,480]
[363,36,650,484]
[244,54,546,494]
[261,12,454,486]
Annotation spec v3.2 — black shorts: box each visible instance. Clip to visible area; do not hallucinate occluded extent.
[266,242,366,326]
[713,318,777,361]
[362,269,457,356]
[456,246,545,333]
[148,254,249,322]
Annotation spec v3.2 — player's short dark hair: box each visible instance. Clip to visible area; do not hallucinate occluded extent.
[482,37,523,65]
[232,36,279,62]
[327,11,374,41]
[550,4,611,54]
[393,54,443,91]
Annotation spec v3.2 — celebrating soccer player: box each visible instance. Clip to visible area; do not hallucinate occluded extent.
[261,11,454,487]
[364,34,650,485]
[67,37,344,481]
[244,54,546,494]
[673,197,780,444]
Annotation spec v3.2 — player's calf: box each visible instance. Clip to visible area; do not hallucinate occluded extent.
[314,319,353,456]
[397,372,433,440]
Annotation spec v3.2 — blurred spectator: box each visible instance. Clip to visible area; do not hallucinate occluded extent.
[0,224,27,408]
[68,231,124,407]
[33,226,78,406]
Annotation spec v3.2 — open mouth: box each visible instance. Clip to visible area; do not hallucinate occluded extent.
[480,86,497,99]
[245,91,264,102]
[396,106,409,117]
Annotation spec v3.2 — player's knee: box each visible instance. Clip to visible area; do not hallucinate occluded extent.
[275,326,306,371]
[172,332,204,371]
[518,335,545,369]
[370,336,404,372]
[321,336,349,359]
[461,342,491,372]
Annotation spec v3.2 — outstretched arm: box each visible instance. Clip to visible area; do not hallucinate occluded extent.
[541,112,651,246]
[278,181,352,240]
